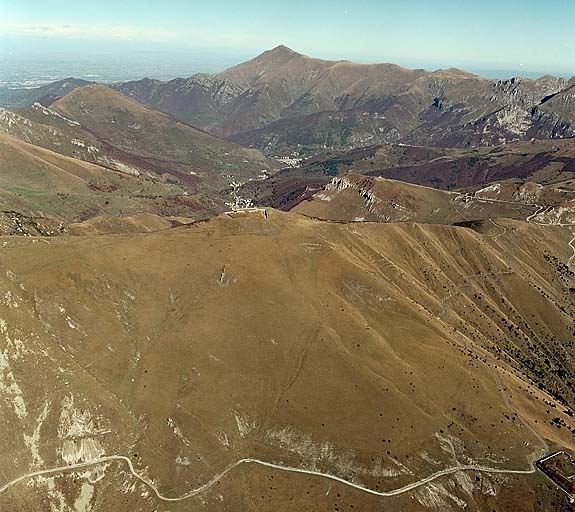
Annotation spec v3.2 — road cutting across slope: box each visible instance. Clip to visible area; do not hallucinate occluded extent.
[454,193,575,226]
[489,219,508,240]
[0,453,539,503]
[568,232,575,269]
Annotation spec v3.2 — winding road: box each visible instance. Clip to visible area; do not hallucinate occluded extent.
[568,231,575,270]
[489,219,508,240]
[454,192,575,227]
[0,454,537,503]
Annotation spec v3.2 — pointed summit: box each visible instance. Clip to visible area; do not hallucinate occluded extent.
[267,44,300,57]
[221,45,304,82]
[256,44,303,64]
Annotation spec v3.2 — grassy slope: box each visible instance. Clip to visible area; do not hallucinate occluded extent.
[291,173,538,223]
[0,131,211,230]
[0,209,573,511]
[52,84,276,178]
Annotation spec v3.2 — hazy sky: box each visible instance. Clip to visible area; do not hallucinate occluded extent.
[1,0,574,75]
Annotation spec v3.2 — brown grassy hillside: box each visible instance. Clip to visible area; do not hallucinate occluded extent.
[0,131,210,233]
[0,209,573,511]
[52,84,276,181]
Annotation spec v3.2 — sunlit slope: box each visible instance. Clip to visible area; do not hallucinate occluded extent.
[0,210,573,511]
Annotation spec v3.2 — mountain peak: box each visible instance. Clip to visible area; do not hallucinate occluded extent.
[268,44,300,56]
[255,45,303,63]
[220,45,304,81]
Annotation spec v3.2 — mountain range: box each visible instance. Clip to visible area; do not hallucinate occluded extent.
[112,46,573,153]
[2,46,574,156]
[0,83,277,229]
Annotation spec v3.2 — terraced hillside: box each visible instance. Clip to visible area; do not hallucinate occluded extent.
[0,209,573,511]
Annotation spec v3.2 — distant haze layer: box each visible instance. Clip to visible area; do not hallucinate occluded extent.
[0,44,572,90]
[0,46,252,88]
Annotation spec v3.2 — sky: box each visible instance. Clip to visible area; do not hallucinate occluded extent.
[0,0,574,78]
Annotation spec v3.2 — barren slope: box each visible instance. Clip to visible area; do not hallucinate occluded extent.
[0,94,279,217]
